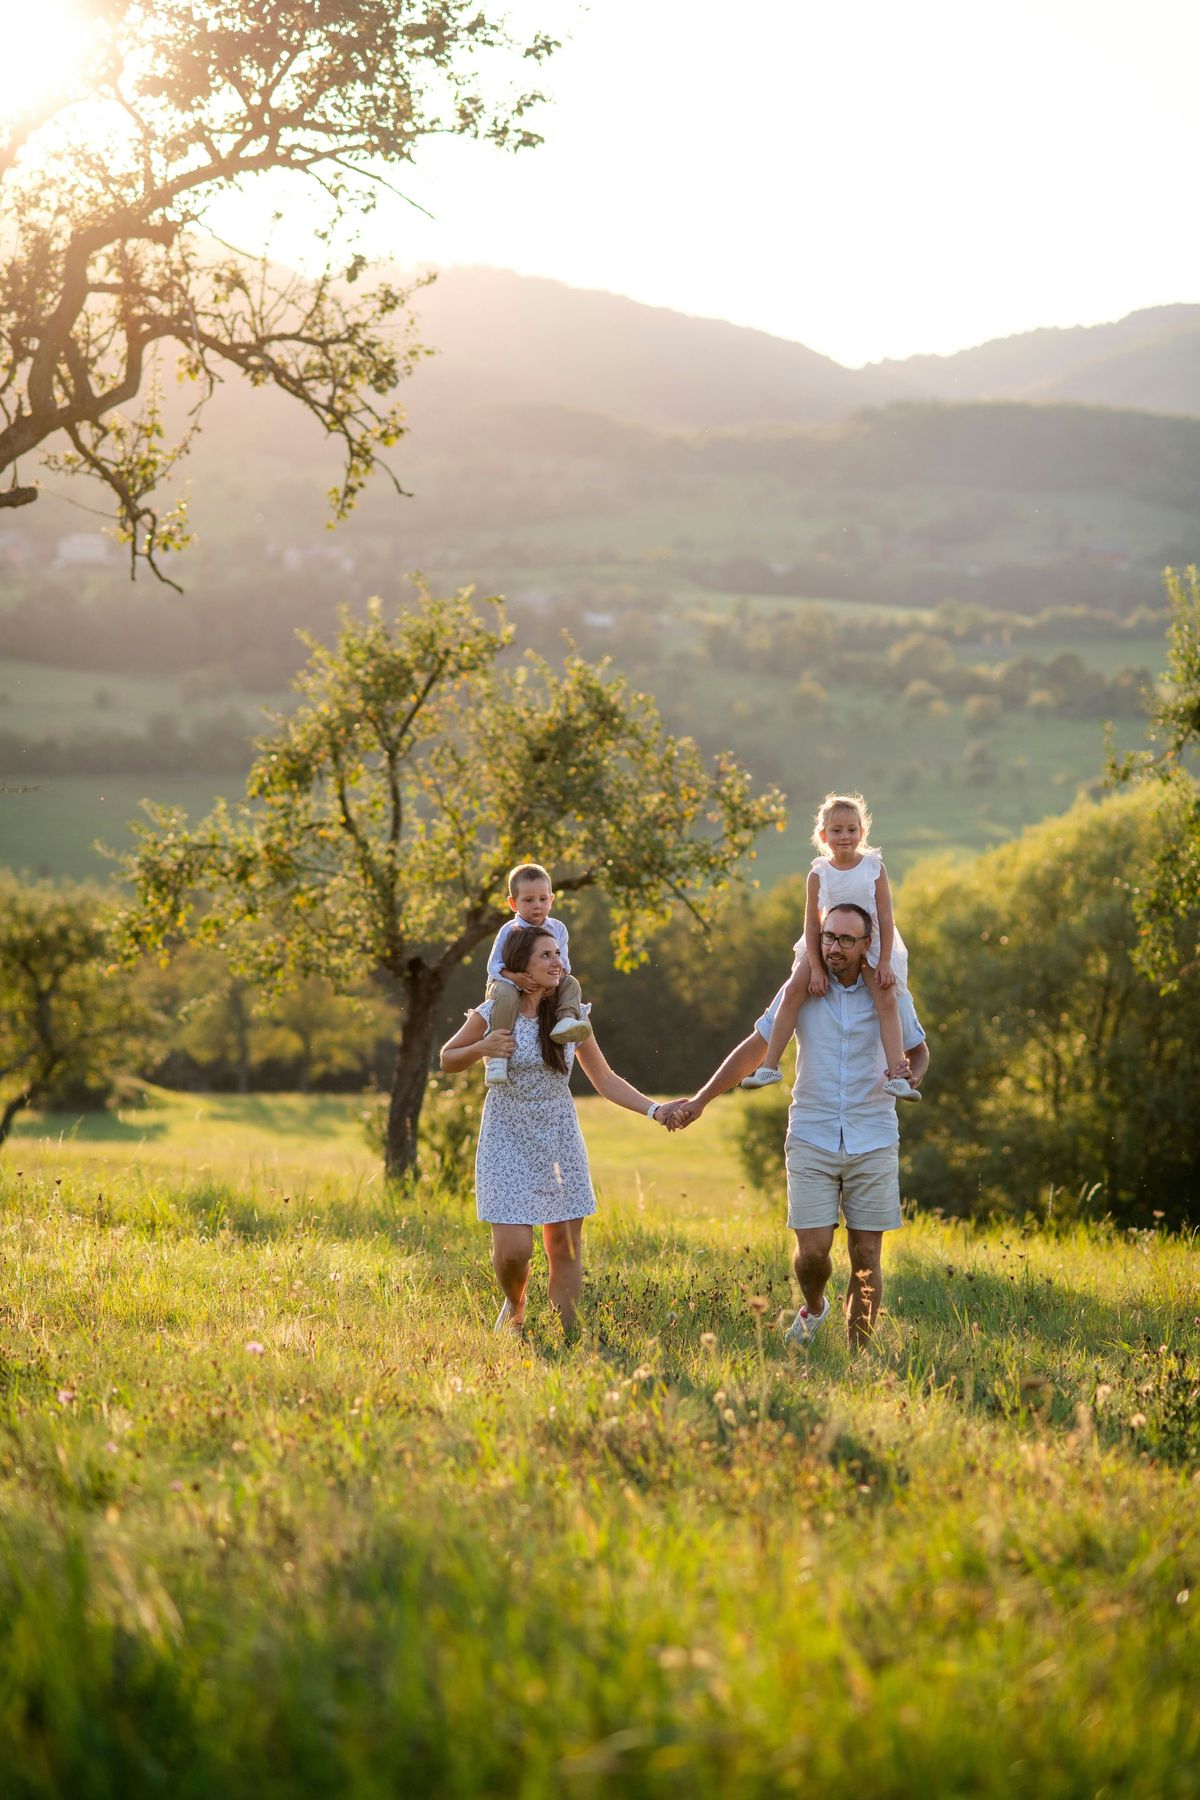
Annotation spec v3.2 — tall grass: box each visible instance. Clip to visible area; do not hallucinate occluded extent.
[0,1108,1197,1796]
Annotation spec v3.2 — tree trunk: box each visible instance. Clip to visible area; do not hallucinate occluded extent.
[0,1090,30,1145]
[386,964,449,1179]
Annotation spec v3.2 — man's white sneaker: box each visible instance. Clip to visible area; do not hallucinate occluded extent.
[549,1015,593,1045]
[883,1076,922,1102]
[784,1298,831,1345]
[484,1058,508,1085]
[740,1066,783,1090]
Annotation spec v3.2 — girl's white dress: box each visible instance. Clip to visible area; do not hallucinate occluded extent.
[473,1000,597,1226]
[805,851,909,990]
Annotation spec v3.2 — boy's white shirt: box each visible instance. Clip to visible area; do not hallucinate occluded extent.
[486,914,571,980]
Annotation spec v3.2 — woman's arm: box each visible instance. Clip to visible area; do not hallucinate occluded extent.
[803,869,827,994]
[874,864,896,986]
[440,1010,516,1073]
[574,1034,663,1119]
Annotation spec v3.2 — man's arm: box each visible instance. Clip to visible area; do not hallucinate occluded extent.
[661,1032,766,1129]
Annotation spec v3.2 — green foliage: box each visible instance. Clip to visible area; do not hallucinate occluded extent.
[899,790,1200,1224]
[1108,565,1200,988]
[0,873,146,1140]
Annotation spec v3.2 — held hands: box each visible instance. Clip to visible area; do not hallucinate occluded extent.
[479,1028,516,1060]
[656,1097,704,1132]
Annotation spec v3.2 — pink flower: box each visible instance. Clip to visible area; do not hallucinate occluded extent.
[56,1388,76,1405]
[245,1341,265,1355]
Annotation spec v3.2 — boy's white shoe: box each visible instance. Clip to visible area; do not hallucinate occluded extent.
[784,1298,831,1345]
[883,1076,922,1102]
[484,1058,508,1085]
[740,1066,783,1089]
[549,1014,593,1045]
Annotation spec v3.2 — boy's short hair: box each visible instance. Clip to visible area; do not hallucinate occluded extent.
[507,861,552,898]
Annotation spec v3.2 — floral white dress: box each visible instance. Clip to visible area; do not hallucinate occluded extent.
[806,851,910,990]
[473,1001,597,1226]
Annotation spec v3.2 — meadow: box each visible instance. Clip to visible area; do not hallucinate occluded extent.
[2,1095,1197,1796]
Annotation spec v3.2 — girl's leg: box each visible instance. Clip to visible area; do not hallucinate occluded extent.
[490,1224,534,1327]
[543,1218,585,1333]
[862,965,907,1077]
[756,953,812,1073]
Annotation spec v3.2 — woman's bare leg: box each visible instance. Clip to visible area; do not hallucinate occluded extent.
[543,1218,585,1333]
[863,964,907,1076]
[490,1224,534,1326]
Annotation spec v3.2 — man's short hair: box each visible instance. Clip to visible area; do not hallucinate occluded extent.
[823,901,872,936]
[507,861,552,897]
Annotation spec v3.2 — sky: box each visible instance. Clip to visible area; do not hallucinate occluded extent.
[353,0,1200,367]
[5,0,1199,367]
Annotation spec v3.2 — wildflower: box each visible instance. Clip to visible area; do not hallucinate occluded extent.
[245,1341,265,1355]
[1177,1590,1190,1605]
[104,1441,118,1455]
[747,1295,769,1316]
[56,1388,75,1406]
[1129,1412,1148,1429]
[700,1331,717,1348]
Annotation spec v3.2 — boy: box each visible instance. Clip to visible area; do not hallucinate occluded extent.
[483,863,592,1084]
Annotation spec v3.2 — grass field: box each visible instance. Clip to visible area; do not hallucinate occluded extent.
[2,1095,1197,1795]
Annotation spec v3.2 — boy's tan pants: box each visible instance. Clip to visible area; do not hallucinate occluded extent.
[485,972,583,1033]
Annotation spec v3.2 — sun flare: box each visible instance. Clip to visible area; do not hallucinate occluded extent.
[0,0,99,126]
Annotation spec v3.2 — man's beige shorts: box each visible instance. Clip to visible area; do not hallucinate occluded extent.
[785,1137,903,1232]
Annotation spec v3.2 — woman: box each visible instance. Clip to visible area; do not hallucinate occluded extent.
[440,924,666,1333]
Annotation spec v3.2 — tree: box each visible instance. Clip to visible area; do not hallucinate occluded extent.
[0,874,145,1142]
[1108,564,1200,988]
[0,1,554,581]
[120,588,786,1176]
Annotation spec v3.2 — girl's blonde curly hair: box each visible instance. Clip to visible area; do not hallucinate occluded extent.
[811,791,877,856]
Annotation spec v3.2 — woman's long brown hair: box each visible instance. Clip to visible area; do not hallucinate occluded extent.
[502,926,568,1075]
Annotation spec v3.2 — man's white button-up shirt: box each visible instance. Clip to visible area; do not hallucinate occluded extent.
[755,975,925,1155]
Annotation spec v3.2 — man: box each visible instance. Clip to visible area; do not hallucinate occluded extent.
[664,903,928,1351]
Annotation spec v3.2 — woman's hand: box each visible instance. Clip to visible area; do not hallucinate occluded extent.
[876,960,895,990]
[479,1028,516,1059]
[808,967,829,996]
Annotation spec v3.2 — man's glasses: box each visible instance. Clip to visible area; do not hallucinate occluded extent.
[820,930,869,951]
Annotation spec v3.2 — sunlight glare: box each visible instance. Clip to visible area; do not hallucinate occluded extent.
[0,0,99,126]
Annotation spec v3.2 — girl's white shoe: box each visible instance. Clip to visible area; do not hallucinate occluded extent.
[484,1058,508,1085]
[883,1076,922,1102]
[740,1066,783,1089]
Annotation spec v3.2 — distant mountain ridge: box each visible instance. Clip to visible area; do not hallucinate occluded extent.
[403,268,1200,429]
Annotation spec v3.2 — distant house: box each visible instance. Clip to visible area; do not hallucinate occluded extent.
[55,531,113,567]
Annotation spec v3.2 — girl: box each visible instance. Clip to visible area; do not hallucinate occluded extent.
[741,791,921,1101]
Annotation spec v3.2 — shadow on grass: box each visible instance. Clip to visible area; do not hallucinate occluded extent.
[200,1095,360,1139]
[10,1109,169,1143]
